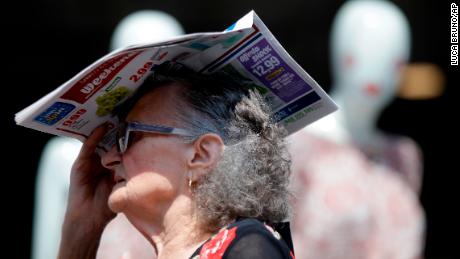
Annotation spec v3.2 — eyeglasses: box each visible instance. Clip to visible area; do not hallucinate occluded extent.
[117,121,193,153]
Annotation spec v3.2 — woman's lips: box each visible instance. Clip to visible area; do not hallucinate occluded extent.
[113,174,125,183]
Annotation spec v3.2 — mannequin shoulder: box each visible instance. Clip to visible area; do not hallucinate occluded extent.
[290,112,350,144]
[382,134,422,159]
[39,137,82,170]
[308,113,349,143]
[42,137,82,158]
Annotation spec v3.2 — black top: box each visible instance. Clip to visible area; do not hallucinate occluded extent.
[189,218,295,259]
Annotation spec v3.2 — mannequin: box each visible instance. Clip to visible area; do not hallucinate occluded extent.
[289,0,425,258]
[31,10,184,259]
[307,0,422,192]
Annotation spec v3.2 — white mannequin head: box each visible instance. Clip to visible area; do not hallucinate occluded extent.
[110,10,184,51]
[303,0,411,144]
[330,0,410,123]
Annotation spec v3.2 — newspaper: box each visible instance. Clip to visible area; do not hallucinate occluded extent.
[15,11,337,151]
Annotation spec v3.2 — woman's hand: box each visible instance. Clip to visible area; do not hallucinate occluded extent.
[58,124,116,259]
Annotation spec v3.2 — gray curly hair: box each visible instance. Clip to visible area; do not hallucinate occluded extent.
[118,62,292,232]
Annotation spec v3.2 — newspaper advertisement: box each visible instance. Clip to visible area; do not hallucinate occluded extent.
[15,11,337,151]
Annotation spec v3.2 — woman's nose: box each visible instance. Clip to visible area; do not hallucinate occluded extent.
[101,144,122,170]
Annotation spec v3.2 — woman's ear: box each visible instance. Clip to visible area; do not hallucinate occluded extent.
[187,133,224,177]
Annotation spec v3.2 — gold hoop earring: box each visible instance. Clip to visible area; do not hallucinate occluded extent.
[188,171,193,188]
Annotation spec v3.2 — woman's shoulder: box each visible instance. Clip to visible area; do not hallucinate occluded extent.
[228,218,292,246]
[192,218,295,259]
[228,217,275,232]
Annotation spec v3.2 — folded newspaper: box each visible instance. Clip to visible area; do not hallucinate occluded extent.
[15,11,337,151]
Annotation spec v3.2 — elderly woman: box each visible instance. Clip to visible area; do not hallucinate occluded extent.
[57,63,294,259]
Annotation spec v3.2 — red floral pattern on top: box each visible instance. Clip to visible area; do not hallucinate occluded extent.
[199,227,237,259]
[288,132,425,259]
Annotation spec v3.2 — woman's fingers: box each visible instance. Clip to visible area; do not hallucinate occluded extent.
[78,123,109,160]
[71,123,111,187]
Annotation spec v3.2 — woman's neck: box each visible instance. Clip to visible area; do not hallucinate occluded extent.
[125,196,212,259]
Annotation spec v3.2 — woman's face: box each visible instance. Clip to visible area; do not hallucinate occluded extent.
[102,83,192,219]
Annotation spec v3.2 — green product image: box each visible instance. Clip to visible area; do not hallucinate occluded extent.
[96,86,131,116]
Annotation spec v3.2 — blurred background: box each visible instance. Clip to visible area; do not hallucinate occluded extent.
[2,0,457,258]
